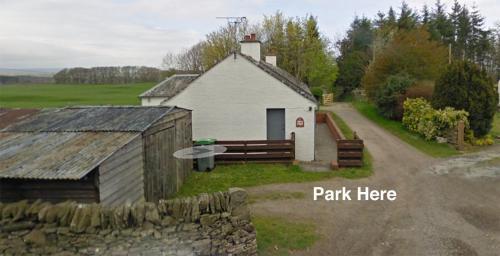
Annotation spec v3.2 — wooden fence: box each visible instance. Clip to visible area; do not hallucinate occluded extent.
[316,112,364,168]
[214,133,295,164]
[322,93,334,106]
[337,135,364,167]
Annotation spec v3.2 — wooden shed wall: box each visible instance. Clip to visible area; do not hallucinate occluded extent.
[99,135,144,207]
[143,110,192,202]
[0,170,99,203]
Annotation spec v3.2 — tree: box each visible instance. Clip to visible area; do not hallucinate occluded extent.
[161,12,337,88]
[432,61,498,137]
[363,28,447,99]
[421,4,430,24]
[428,0,453,43]
[397,1,418,30]
[334,16,373,98]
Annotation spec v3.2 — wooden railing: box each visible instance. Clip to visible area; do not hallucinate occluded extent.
[336,134,364,167]
[214,132,295,164]
[317,112,364,168]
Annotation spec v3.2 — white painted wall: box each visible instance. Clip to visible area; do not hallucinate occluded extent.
[241,41,261,61]
[142,54,317,161]
[265,56,277,66]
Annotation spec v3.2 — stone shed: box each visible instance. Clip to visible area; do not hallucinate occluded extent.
[0,106,192,206]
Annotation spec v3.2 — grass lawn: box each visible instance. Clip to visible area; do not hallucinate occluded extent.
[351,100,459,158]
[329,111,354,138]
[254,216,318,255]
[492,112,500,138]
[0,83,155,108]
[178,162,373,198]
[176,164,336,197]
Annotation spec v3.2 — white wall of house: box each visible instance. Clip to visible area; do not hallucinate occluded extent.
[142,55,316,161]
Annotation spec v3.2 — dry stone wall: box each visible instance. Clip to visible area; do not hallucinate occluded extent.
[0,188,256,256]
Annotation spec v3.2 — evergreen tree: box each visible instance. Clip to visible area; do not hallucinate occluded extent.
[421,4,430,25]
[432,61,498,137]
[428,0,453,43]
[397,1,418,30]
[387,7,397,28]
[335,17,374,98]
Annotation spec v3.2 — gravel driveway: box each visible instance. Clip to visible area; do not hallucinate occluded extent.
[249,103,500,256]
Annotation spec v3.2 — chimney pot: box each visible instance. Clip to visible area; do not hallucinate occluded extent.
[250,33,256,40]
[244,35,251,41]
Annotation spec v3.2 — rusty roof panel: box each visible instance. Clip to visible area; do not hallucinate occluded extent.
[0,132,139,180]
[2,106,179,132]
[0,109,40,129]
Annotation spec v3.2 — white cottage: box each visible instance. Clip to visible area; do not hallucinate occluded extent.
[140,34,318,161]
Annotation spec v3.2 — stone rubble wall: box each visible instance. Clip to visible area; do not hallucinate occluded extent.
[0,188,256,256]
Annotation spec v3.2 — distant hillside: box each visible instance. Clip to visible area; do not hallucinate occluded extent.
[0,75,54,85]
[0,68,60,77]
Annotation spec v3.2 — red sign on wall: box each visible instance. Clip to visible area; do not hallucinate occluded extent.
[296,117,304,128]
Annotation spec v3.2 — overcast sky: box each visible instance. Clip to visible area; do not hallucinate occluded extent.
[0,0,498,69]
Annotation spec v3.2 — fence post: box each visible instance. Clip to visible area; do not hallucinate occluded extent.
[291,132,295,159]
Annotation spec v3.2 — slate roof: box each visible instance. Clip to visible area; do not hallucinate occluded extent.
[140,54,317,103]
[245,56,317,103]
[2,106,179,132]
[0,132,139,180]
[139,74,199,99]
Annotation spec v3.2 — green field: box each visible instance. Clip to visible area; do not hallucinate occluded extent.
[0,83,156,108]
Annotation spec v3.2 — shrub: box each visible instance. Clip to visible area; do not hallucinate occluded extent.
[432,61,499,137]
[374,73,414,120]
[310,87,323,101]
[402,98,469,140]
[404,80,434,100]
[392,80,435,121]
[362,28,447,100]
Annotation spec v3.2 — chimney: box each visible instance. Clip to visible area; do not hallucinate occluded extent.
[240,34,261,61]
[265,55,277,66]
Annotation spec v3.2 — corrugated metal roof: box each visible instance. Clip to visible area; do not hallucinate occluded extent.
[3,106,177,132]
[0,109,40,129]
[0,132,139,180]
[139,74,199,98]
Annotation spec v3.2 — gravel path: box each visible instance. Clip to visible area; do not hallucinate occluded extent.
[249,103,500,256]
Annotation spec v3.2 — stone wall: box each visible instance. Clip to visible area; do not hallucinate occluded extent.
[0,188,256,256]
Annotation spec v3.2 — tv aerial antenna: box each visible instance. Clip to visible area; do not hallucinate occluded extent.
[216,16,247,53]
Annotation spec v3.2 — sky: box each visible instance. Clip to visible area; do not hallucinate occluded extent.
[0,0,499,69]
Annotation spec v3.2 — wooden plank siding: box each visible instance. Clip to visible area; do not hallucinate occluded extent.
[0,170,99,203]
[143,111,192,202]
[98,135,144,207]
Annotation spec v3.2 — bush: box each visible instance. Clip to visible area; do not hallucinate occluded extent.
[310,87,323,101]
[402,98,469,140]
[467,134,494,146]
[362,28,447,100]
[404,80,434,100]
[374,73,414,120]
[432,61,499,137]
